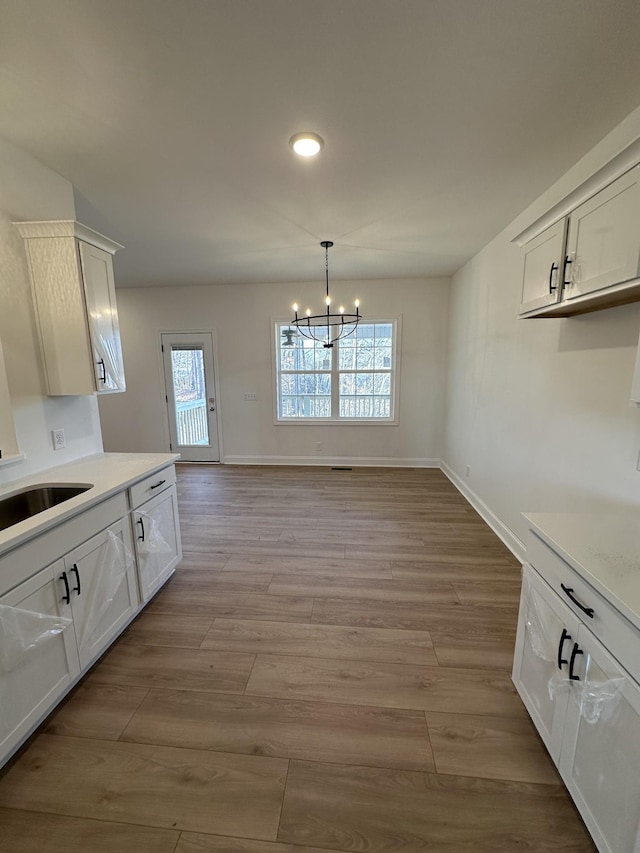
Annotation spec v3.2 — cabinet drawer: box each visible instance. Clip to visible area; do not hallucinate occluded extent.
[528,532,640,685]
[129,465,176,509]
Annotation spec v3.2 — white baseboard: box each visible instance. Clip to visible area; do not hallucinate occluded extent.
[222,455,441,468]
[440,462,525,563]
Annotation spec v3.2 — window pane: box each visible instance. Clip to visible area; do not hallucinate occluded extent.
[374,346,392,369]
[338,344,356,370]
[373,373,391,395]
[277,320,395,421]
[171,347,209,446]
[279,371,331,418]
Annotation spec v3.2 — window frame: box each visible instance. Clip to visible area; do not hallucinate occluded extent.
[272,316,401,425]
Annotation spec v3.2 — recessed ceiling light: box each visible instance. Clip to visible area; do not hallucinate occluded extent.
[289,132,324,157]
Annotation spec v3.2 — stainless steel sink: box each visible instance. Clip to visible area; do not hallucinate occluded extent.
[0,484,93,532]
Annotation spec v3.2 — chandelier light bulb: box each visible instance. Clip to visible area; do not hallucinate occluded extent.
[326,296,331,306]
[354,299,360,308]
[339,306,345,314]
[306,308,311,317]
[292,303,299,312]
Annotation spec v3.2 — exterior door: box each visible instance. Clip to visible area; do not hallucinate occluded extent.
[162,332,220,462]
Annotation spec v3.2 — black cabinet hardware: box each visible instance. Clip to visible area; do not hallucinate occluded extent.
[557,628,571,669]
[549,261,558,293]
[60,572,70,605]
[137,517,145,542]
[569,643,584,680]
[560,583,594,618]
[97,358,106,383]
[70,564,81,596]
[562,254,573,287]
[150,479,166,490]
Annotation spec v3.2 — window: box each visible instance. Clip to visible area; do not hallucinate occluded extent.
[275,320,398,422]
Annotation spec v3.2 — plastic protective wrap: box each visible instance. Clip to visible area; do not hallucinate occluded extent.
[137,511,172,592]
[95,331,125,392]
[77,530,133,649]
[524,585,556,662]
[549,670,625,725]
[0,604,71,673]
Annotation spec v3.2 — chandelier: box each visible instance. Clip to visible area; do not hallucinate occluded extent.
[289,241,361,349]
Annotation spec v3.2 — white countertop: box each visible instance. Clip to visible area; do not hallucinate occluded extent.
[525,512,640,631]
[0,452,179,555]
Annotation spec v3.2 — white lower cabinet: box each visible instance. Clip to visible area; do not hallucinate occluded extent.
[514,549,640,853]
[558,626,640,853]
[512,566,579,760]
[132,484,182,603]
[0,461,181,769]
[0,561,80,760]
[61,518,138,669]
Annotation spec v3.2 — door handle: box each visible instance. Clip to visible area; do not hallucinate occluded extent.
[569,642,583,681]
[60,572,71,605]
[96,358,106,382]
[137,517,145,542]
[560,583,594,618]
[70,564,81,596]
[557,628,571,670]
[548,261,558,293]
[209,407,215,412]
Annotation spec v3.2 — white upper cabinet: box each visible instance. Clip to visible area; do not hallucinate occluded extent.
[77,241,126,392]
[0,338,21,464]
[13,220,126,396]
[564,167,640,301]
[519,219,567,314]
[515,139,640,319]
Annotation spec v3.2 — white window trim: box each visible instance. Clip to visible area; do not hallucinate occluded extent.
[271,315,402,426]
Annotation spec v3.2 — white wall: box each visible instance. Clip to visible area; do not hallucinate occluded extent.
[0,138,103,486]
[99,278,449,465]
[444,106,640,556]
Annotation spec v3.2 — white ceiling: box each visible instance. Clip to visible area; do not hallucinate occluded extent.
[2,0,640,288]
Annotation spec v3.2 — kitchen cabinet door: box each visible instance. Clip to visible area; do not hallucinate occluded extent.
[133,485,182,602]
[14,220,125,396]
[78,241,126,393]
[564,166,640,300]
[519,219,567,315]
[0,561,80,759]
[559,626,640,853]
[64,518,138,669]
[512,564,579,761]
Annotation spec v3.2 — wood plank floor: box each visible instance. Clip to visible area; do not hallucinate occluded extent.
[0,465,597,852]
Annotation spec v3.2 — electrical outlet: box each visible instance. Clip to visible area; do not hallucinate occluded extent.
[465,465,471,477]
[52,429,66,450]
[243,392,257,402]
[315,442,323,452]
